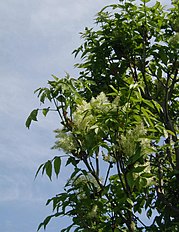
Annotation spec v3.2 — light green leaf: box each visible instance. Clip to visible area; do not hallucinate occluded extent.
[126,198,134,206]
[133,165,147,173]
[42,107,50,117]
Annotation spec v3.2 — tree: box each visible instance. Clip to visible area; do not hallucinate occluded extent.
[26,0,179,231]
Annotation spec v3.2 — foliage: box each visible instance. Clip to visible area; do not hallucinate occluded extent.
[26,0,179,231]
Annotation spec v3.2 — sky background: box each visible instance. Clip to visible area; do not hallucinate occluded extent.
[0,0,170,231]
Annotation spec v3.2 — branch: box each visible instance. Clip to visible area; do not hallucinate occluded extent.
[52,98,64,122]
[168,65,178,101]
[116,159,128,195]
[147,67,166,89]
[104,162,113,187]
[161,72,179,174]
[95,152,99,177]
[88,156,96,174]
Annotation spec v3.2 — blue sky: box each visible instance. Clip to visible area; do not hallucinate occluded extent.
[0,0,169,231]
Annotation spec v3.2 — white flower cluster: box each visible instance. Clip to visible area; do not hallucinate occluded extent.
[73,92,111,132]
[119,123,151,157]
[53,129,76,153]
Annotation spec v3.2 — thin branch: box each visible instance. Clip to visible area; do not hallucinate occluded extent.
[168,65,178,100]
[147,67,166,88]
[166,146,175,170]
[88,157,96,174]
[129,62,138,83]
[116,159,127,194]
[133,214,147,228]
[52,97,63,122]
[104,162,113,187]
[83,157,103,189]
[95,152,99,177]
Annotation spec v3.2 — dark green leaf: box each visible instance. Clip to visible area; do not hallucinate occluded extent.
[45,160,52,180]
[43,216,52,230]
[65,157,78,167]
[34,163,44,179]
[54,156,61,178]
[25,109,38,128]
[30,109,38,121]
[147,208,152,218]
[157,67,162,79]
[61,224,74,232]
[37,216,52,231]
[37,222,44,231]
[25,116,32,129]
[126,172,134,189]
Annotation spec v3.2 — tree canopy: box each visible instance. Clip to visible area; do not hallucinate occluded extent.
[26,0,179,231]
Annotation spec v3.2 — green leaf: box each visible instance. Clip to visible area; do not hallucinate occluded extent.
[25,116,31,129]
[61,224,74,232]
[152,100,163,113]
[43,216,52,230]
[126,172,134,189]
[42,107,50,117]
[30,109,38,121]
[141,173,153,178]
[140,0,150,2]
[70,167,81,180]
[157,67,162,79]
[133,165,147,173]
[109,85,118,94]
[56,95,65,102]
[51,74,59,81]
[54,156,61,178]
[40,92,46,103]
[45,160,52,180]
[163,128,168,138]
[141,108,154,127]
[114,229,121,232]
[34,87,41,94]
[37,215,52,231]
[140,177,148,187]
[37,222,44,231]
[147,208,152,218]
[127,144,142,165]
[25,109,38,129]
[166,129,176,136]
[34,163,44,179]
[126,198,133,206]
[65,157,78,167]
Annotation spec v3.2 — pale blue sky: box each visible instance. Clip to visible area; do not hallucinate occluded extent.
[0,0,169,231]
